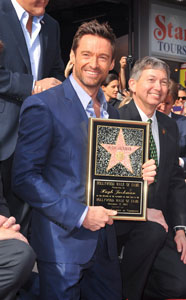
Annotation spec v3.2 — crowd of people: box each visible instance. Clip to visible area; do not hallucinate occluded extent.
[0,0,186,300]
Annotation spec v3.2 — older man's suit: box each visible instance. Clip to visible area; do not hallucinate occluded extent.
[116,100,186,300]
[171,112,186,177]
[12,78,122,300]
[0,0,64,234]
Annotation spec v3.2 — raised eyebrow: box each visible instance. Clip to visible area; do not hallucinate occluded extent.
[147,75,156,79]
[81,51,91,54]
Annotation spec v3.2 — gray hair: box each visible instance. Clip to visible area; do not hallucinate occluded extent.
[130,56,170,81]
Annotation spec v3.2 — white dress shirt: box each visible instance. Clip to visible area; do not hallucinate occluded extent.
[69,74,109,227]
[11,0,43,81]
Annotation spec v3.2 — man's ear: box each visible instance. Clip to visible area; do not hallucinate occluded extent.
[128,78,136,93]
[109,59,115,71]
[101,85,106,93]
[70,50,75,65]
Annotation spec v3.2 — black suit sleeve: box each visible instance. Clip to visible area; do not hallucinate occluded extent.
[0,173,10,217]
[107,103,120,119]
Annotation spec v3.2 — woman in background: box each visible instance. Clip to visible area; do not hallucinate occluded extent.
[101,73,121,108]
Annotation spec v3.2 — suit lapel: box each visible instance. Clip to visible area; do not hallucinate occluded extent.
[118,99,142,121]
[63,78,88,121]
[156,112,167,183]
[38,18,47,79]
[3,1,31,73]
[62,79,89,141]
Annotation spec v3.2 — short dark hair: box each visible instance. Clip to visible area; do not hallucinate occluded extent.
[102,73,118,86]
[130,56,170,81]
[71,19,116,59]
[178,84,186,92]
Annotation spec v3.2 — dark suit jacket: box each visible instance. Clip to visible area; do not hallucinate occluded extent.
[0,0,64,161]
[12,78,119,264]
[0,173,10,217]
[171,112,186,176]
[119,100,186,227]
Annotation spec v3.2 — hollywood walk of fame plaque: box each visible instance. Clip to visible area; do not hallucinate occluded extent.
[86,118,150,221]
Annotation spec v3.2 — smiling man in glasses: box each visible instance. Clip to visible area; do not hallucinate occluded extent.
[178,84,186,103]
[178,84,186,116]
[157,79,186,178]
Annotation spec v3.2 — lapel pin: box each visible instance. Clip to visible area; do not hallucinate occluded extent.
[162,129,166,135]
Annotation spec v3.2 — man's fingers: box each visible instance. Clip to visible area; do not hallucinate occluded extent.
[2,216,16,228]
[142,159,156,184]
[33,78,62,94]
[142,159,156,168]
[147,208,168,232]
[107,216,114,225]
[83,207,117,231]
[53,79,62,85]
[181,248,186,263]
[0,215,8,227]
[11,224,21,232]
[106,209,117,216]
[160,221,168,232]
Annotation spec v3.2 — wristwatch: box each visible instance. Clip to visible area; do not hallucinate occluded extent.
[174,226,186,234]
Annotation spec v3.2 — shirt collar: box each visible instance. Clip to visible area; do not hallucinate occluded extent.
[69,74,107,111]
[134,101,157,123]
[11,0,43,22]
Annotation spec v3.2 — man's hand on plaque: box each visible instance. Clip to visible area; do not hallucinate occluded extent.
[142,159,156,185]
[82,206,117,231]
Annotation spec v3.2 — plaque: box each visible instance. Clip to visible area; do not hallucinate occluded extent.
[86,118,150,221]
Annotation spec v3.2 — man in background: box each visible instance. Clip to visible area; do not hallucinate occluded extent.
[118,56,186,300]
[12,20,156,300]
[157,79,186,178]
[0,0,65,236]
[178,84,186,116]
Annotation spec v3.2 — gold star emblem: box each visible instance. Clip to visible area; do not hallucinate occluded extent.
[101,128,140,173]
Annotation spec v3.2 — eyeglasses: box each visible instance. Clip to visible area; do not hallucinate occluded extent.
[177,96,186,100]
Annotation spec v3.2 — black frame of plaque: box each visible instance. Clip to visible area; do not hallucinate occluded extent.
[86,118,150,221]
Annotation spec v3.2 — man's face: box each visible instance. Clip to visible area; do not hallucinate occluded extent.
[178,90,186,105]
[157,93,174,115]
[129,68,169,113]
[70,34,114,95]
[16,0,49,16]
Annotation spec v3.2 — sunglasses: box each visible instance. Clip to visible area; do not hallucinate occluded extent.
[178,96,186,100]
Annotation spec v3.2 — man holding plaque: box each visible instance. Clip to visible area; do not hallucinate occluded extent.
[118,56,186,300]
[11,20,156,300]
